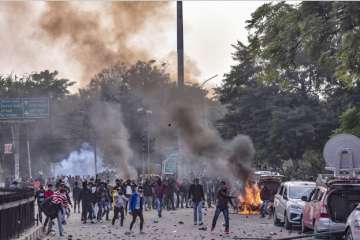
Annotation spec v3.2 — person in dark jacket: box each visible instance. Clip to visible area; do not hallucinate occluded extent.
[188,178,205,225]
[79,181,94,224]
[153,179,165,218]
[259,183,271,218]
[72,181,81,213]
[143,179,153,211]
[211,181,234,234]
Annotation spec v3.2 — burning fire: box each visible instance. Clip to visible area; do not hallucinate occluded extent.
[238,181,262,214]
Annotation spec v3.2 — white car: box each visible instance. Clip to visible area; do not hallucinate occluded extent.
[346,204,360,240]
[273,181,316,229]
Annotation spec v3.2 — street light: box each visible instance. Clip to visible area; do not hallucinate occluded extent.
[137,108,152,175]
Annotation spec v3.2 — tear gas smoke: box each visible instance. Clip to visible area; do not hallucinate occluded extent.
[172,106,254,182]
[53,143,105,176]
[89,101,136,178]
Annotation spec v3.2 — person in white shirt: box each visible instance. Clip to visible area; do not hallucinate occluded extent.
[112,189,128,226]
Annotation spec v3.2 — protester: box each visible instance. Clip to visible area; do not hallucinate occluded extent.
[35,184,46,223]
[153,178,164,218]
[129,186,145,233]
[112,189,128,226]
[72,181,81,213]
[211,181,235,234]
[143,179,153,211]
[96,182,111,222]
[179,179,189,208]
[188,178,205,225]
[259,183,272,218]
[79,181,94,224]
[48,183,69,236]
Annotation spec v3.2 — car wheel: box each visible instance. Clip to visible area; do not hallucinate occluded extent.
[346,229,353,240]
[284,212,292,230]
[273,208,281,226]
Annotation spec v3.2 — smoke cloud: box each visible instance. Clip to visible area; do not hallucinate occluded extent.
[90,101,136,178]
[38,1,172,86]
[172,106,254,182]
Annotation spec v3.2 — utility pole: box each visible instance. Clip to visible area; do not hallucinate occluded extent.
[177,1,184,88]
[94,137,98,176]
[11,124,20,180]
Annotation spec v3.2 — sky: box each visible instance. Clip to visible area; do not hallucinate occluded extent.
[0,1,267,90]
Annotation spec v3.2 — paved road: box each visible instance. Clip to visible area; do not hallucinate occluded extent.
[45,208,300,240]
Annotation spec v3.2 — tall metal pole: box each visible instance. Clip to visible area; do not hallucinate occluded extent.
[177,1,184,88]
[94,137,98,176]
[11,124,20,180]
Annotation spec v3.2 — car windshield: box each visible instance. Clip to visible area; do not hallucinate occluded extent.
[289,185,314,199]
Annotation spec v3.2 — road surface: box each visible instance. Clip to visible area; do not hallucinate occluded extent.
[45,208,300,240]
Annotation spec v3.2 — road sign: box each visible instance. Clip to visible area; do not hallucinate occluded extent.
[162,153,177,175]
[4,144,12,154]
[0,99,22,119]
[0,98,49,119]
[23,98,49,118]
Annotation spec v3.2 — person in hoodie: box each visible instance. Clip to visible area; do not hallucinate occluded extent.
[129,186,144,233]
[210,181,235,234]
[112,189,128,226]
[79,181,94,224]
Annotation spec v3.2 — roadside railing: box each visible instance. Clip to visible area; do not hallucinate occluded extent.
[0,188,35,240]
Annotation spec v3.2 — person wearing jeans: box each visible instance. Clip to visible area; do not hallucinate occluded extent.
[153,179,164,218]
[129,186,144,233]
[49,183,69,236]
[211,181,234,234]
[112,189,128,226]
[188,178,205,225]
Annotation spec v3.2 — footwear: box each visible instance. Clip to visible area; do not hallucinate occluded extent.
[211,226,215,232]
[140,231,145,234]
[199,222,204,226]
[225,229,229,234]
[194,223,197,225]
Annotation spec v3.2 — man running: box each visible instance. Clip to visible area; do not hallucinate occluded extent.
[211,181,235,234]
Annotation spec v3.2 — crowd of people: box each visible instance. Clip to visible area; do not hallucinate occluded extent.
[33,175,237,236]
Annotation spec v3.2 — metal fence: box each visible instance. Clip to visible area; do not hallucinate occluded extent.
[0,188,35,240]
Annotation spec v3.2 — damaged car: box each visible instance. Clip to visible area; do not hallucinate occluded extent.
[302,175,360,237]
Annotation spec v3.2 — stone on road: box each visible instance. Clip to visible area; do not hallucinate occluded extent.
[45,208,299,240]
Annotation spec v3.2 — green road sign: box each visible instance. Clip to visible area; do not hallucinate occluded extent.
[0,99,23,119]
[162,153,177,175]
[0,98,49,119]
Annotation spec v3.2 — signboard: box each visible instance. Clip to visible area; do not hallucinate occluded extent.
[4,144,12,154]
[162,153,178,175]
[0,98,49,119]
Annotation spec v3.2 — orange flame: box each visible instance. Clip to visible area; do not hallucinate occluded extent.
[238,182,262,215]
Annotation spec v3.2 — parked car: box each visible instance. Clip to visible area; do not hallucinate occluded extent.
[273,181,316,229]
[345,204,360,240]
[302,175,360,236]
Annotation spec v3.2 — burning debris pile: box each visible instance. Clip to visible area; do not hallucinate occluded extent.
[238,181,262,215]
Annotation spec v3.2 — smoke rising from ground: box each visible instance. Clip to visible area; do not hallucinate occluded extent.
[90,102,136,178]
[172,106,254,182]
[53,143,106,176]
